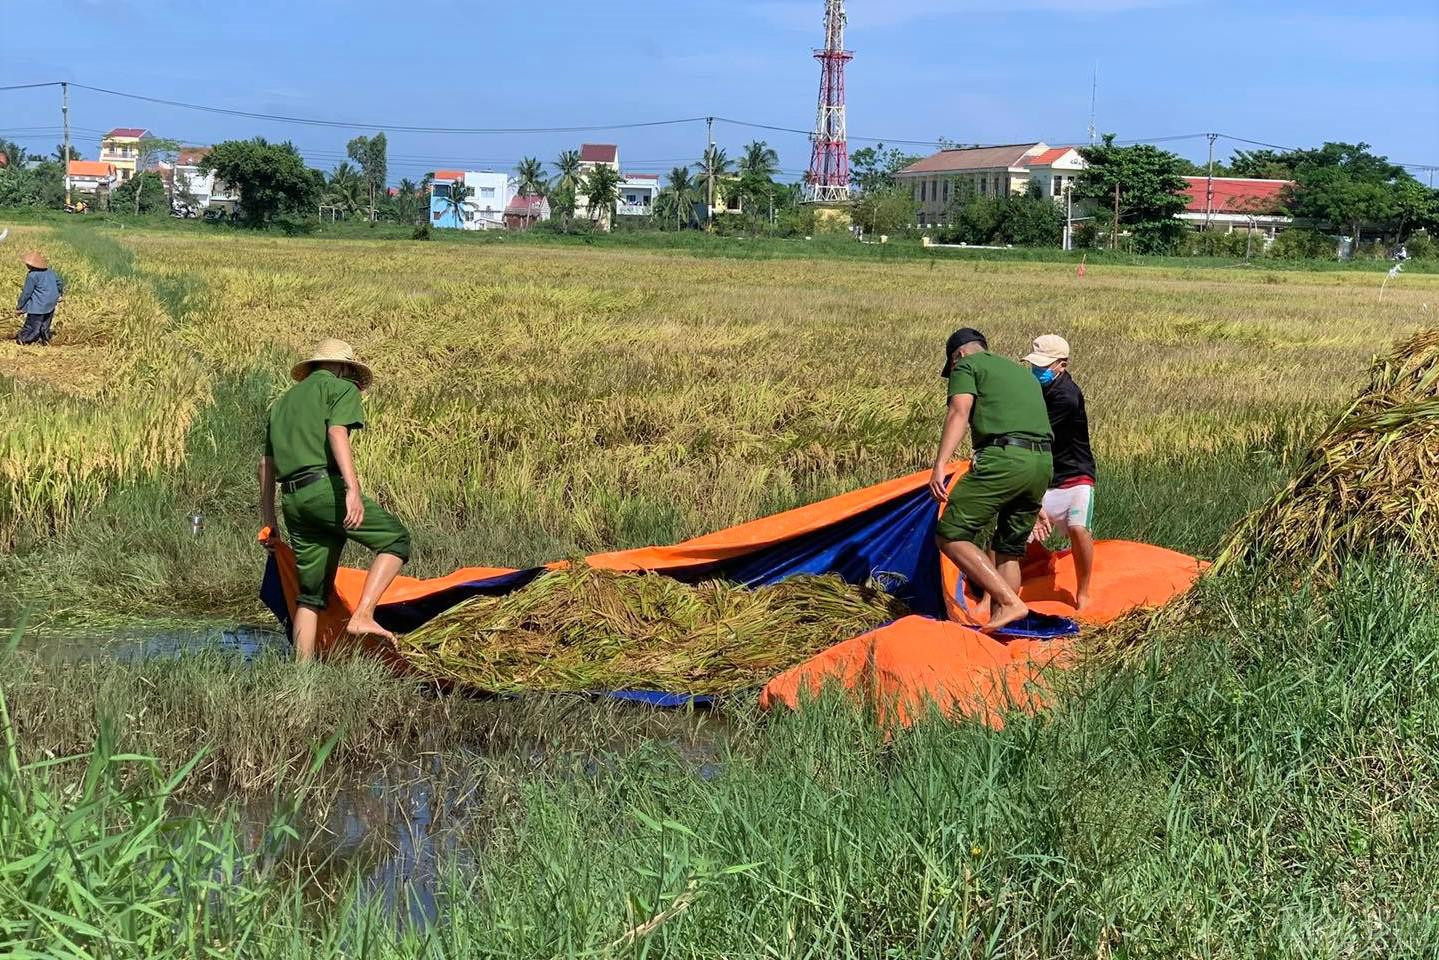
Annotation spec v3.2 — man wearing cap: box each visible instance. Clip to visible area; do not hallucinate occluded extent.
[930,328,1053,633]
[260,338,411,661]
[14,251,64,345]
[1024,334,1097,611]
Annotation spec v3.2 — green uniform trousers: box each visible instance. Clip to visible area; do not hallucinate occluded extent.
[282,477,411,610]
[936,445,1052,557]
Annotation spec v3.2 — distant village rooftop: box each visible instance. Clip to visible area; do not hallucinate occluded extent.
[900,143,1053,175]
[579,143,618,164]
[1179,176,1291,215]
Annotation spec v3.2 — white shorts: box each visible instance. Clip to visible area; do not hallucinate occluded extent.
[1040,484,1094,540]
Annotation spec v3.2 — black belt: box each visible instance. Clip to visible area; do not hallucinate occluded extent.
[979,435,1052,453]
[279,469,334,494]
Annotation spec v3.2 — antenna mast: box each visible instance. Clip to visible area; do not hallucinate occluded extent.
[802,0,853,204]
[1087,62,1098,145]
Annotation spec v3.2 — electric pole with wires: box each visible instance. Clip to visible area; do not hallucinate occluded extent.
[1204,132,1218,231]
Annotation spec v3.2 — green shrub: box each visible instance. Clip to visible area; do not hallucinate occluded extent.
[1404,230,1437,260]
[1268,228,1334,260]
[1182,228,1263,258]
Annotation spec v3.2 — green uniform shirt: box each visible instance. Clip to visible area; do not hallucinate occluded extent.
[947,350,1053,446]
[264,370,366,482]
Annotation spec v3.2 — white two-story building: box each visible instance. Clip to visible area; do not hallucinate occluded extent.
[618,173,659,216]
[430,169,517,230]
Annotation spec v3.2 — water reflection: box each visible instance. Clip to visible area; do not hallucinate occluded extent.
[18,622,728,922]
[21,622,291,662]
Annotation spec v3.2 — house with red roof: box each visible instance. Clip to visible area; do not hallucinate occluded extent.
[99,127,151,183]
[575,143,620,226]
[898,142,1085,226]
[504,194,551,230]
[170,146,239,216]
[1177,176,1292,235]
[66,160,117,197]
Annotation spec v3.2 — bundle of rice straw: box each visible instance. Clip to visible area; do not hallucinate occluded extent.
[394,564,909,694]
[1211,327,1439,580]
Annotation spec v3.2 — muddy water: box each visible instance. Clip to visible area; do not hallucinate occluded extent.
[18,622,292,662]
[17,622,729,920]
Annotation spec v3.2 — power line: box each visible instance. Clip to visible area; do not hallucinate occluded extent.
[6,79,1436,170]
[0,81,63,93]
[67,83,709,135]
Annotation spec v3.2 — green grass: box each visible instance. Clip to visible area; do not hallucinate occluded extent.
[3,557,1437,956]
[6,206,1435,273]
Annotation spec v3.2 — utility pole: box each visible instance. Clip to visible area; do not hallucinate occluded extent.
[1204,132,1218,231]
[62,81,71,208]
[705,116,715,229]
[1112,181,1120,251]
[1064,182,1073,251]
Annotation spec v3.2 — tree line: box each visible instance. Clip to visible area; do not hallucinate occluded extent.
[845,135,1439,255]
[5,127,1433,258]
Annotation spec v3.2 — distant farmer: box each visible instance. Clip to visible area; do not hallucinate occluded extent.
[929,328,1054,633]
[14,250,63,345]
[260,339,411,662]
[1024,334,1097,611]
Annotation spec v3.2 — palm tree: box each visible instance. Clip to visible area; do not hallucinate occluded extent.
[655,166,698,231]
[736,140,781,222]
[698,145,732,225]
[515,156,547,197]
[738,140,779,180]
[552,150,582,195]
[325,162,364,217]
[395,177,422,224]
[583,164,622,229]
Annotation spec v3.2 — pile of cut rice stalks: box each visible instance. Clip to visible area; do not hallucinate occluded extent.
[1211,327,1439,580]
[394,563,909,694]
[1092,327,1439,664]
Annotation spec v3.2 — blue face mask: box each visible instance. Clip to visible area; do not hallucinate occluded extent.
[1033,366,1057,386]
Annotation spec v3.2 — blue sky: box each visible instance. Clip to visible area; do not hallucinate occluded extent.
[4,0,1437,182]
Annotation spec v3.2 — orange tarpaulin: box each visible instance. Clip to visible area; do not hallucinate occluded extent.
[759,616,1071,728]
[762,539,1207,726]
[262,462,1206,725]
[941,539,1208,628]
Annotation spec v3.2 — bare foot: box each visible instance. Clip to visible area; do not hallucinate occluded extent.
[981,600,1030,635]
[1074,591,1091,612]
[346,614,396,642]
[970,594,992,623]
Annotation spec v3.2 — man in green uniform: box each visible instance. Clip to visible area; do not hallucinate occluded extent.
[260,338,411,661]
[929,328,1053,633]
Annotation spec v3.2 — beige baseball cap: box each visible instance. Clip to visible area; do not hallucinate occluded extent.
[1023,334,1070,367]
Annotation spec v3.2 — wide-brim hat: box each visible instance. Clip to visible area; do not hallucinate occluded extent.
[22,250,48,270]
[292,338,373,390]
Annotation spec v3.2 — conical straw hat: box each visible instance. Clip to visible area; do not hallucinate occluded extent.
[21,250,48,270]
[291,338,373,390]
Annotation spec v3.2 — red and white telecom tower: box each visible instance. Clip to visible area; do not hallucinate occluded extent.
[802,0,852,204]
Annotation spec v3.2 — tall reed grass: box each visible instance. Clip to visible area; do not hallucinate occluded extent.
[4,558,1436,956]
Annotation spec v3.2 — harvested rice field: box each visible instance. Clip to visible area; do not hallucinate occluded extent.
[3,221,1439,957]
[1,222,1433,620]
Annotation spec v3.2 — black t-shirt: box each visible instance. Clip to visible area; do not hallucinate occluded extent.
[1042,372,1096,485]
